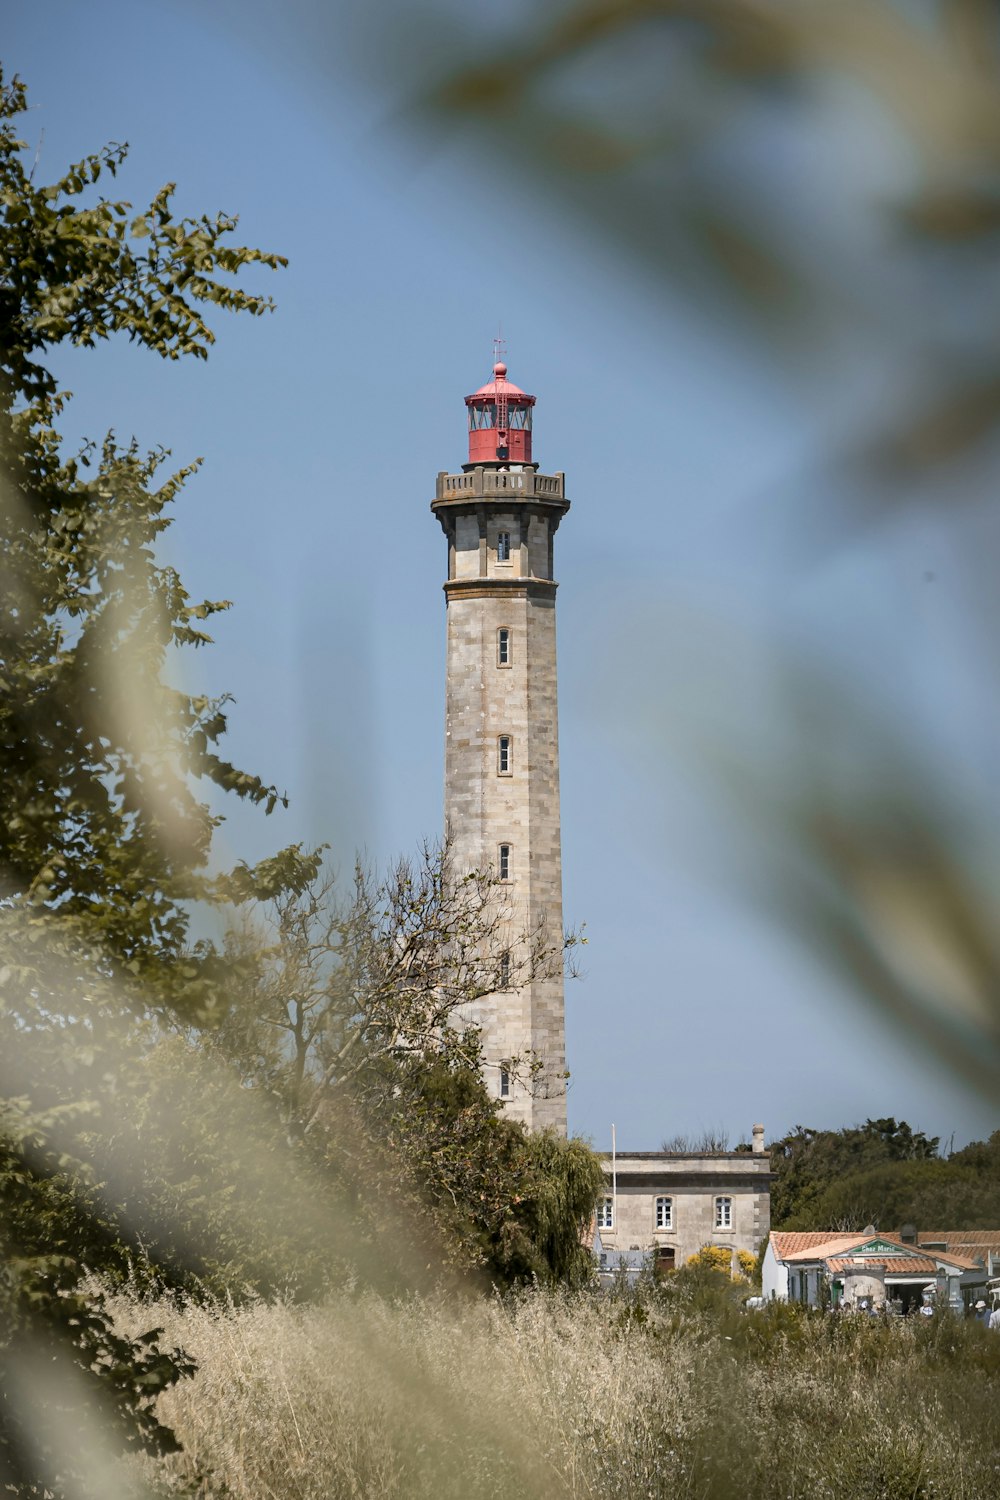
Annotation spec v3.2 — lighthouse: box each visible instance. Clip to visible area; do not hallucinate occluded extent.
[431,356,569,1134]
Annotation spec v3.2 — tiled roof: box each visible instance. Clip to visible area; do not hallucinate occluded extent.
[827,1255,942,1275]
[775,1232,981,1273]
[916,1231,1000,1251]
[885,1231,1000,1267]
[771,1232,860,1257]
[773,1233,862,1261]
[785,1236,869,1260]
[935,1250,983,1271]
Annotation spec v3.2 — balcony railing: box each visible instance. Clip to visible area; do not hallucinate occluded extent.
[435,468,566,502]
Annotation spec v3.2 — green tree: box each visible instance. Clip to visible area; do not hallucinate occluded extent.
[201,846,601,1288]
[802,1156,1000,1233]
[769,1118,939,1227]
[316,1030,603,1288]
[0,69,287,972]
[0,67,290,1495]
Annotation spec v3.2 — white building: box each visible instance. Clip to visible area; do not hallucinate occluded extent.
[763,1230,984,1312]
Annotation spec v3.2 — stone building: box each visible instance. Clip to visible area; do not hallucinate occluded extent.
[431,357,569,1132]
[596,1126,771,1273]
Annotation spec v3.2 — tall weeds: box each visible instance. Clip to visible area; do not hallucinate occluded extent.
[115,1284,1000,1500]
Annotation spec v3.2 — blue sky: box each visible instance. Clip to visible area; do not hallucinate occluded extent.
[9,1,998,1150]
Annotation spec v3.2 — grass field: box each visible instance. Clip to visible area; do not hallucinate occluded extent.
[113,1275,1000,1500]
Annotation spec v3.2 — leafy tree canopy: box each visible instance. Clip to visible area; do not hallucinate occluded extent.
[0,67,288,994]
[770,1118,1000,1231]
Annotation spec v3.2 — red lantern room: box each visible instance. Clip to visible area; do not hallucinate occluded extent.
[465,361,536,467]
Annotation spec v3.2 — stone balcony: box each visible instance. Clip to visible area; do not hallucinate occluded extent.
[433,467,567,504]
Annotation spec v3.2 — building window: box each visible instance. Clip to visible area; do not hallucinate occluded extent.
[497,627,511,666]
[498,843,511,881]
[597,1197,614,1230]
[714,1196,733,1230]
[496,531,511,562]
[498,735,512,774]
[655,1196,673,1230]
[499,1067,510,1098]
[499,950,511,988]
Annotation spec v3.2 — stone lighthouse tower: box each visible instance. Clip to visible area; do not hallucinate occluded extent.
[431,358,569,1134]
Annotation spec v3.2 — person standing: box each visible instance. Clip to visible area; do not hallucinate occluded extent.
[988,1303,1000,1331]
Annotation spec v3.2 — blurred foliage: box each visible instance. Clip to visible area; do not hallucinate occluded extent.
[416,0,1000,393]
[0,65,296,1496]
[0,1253,193,1500]
[395,0,1000,1108]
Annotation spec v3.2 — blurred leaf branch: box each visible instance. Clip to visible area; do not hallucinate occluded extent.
[412,0,1000,450]
[384,0,1000,1104]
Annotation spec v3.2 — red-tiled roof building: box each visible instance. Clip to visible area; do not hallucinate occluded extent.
[763,1229,989,1313]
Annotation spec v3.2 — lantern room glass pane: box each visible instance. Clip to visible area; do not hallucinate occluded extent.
[469,402,530,431]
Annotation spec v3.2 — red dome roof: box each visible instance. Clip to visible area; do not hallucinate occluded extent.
[466,362,535,406]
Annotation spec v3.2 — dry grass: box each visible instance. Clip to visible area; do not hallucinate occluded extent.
[114,1283,1000,1500]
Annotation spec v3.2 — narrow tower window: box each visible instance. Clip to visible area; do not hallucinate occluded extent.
[498,735,512,774]
[496,531,511,562]
[499,950,511,988]
[497,627,511,666]
[498,843,511,881]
